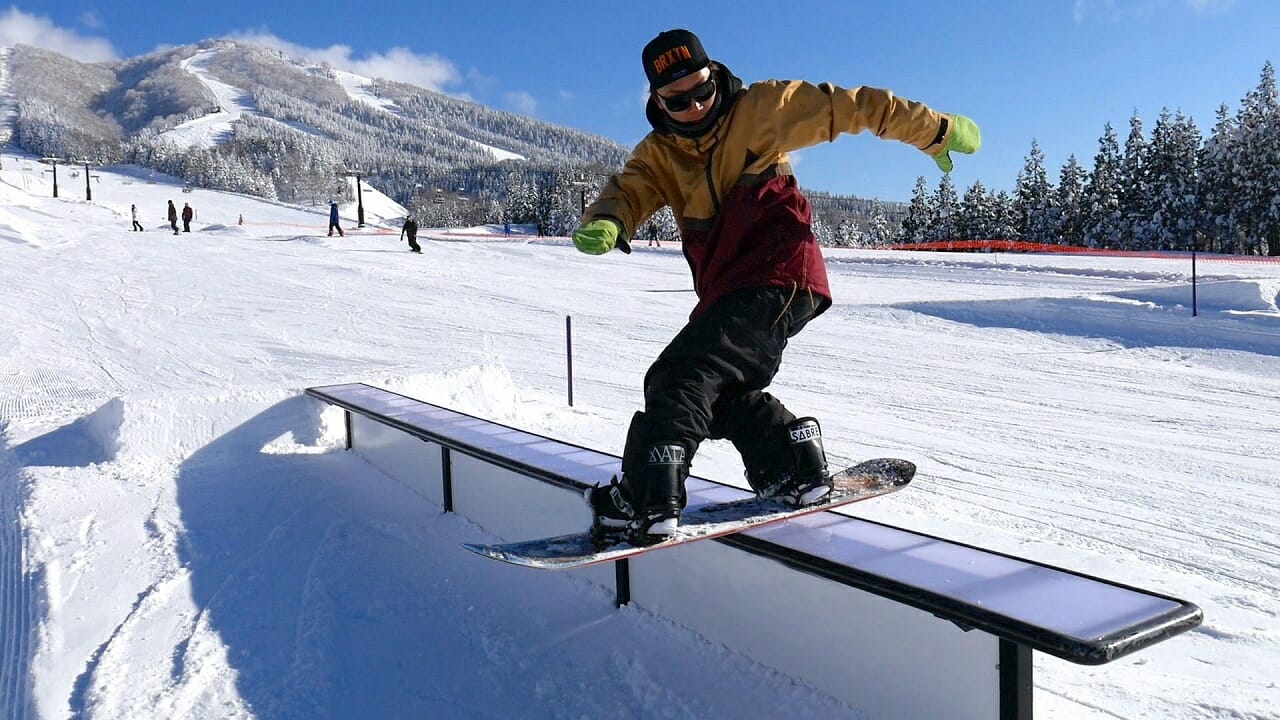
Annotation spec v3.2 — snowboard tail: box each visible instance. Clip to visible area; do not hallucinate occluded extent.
[462,457,914,570]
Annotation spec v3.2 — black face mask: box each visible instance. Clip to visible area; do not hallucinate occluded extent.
[663,87,724,139]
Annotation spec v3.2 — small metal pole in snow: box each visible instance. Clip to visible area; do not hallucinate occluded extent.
[566,315,574,407]
[1192,250,1198,317]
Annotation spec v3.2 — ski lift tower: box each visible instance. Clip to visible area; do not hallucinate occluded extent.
[337,168,367,228]
[570,173,589,215]
[78,160,101,201]
[39,157,66,198]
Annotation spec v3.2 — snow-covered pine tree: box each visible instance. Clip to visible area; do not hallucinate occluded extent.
[1145,109,1201,251]
[1233,62,1280,255]
[930,173,958,242]
[898,177,934,244]
[1082,123,1123,249]
[1119,113,1151,250]
[992,191,1019,241]
[866,200,893,246]
[1014,140,1054,243]
[1199,105,1239,253]
[1054,155,1086,245]
[957,180,998,241]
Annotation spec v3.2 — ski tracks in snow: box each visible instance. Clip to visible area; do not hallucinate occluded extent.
[0,434,36,720]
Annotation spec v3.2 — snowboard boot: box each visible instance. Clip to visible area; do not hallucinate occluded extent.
[747,418,832,507]
[628,443,689,545]
[584,476,637,545]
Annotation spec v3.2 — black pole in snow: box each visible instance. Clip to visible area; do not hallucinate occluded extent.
[1192,250,1198,317]
[566,315,574,407]
[356,175,366,228]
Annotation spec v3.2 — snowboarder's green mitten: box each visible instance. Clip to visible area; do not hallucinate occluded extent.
[933,115,981,172]
[573,219,627,255]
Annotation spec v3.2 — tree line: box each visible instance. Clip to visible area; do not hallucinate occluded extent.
[898,62,1279,255]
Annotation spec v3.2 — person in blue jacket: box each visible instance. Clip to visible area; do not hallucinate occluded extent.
[328,201,344,237]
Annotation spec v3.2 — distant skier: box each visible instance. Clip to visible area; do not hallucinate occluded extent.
[645,222,660,247]
[401,216,421,253]
[131,204,144,231]
[328,201,344,237]
[181,202,194,233]
[167,200,179,235]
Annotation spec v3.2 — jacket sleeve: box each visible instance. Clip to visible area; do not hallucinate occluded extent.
[581,143,667,238]
[757,80,949,156]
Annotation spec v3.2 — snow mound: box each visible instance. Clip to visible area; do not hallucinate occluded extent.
[381,364,525,424]
[1107,279,1280,316]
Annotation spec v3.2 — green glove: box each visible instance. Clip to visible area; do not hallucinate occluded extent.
[933,115,981,172]
[573,219,626,255]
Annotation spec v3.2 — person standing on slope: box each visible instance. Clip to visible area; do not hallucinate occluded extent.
[181,202,194,233]
[401,216,421,253]
[131,204,144,231]
[573,28,980,545]
[328,201,345,237]
[167,200,179,235]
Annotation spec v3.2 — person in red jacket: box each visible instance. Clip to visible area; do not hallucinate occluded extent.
[574,28,980,545]
[181,202,194,233]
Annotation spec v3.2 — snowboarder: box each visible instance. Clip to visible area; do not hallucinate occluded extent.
[328,201,344,237]
[572,28,979,545]
[645,222,660,247]
[167,200,179,235]
[401,216,421,253]
[181,202,193,233]
[130,204,143,231]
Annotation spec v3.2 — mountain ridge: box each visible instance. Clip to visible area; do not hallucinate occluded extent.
[1,39,901,239]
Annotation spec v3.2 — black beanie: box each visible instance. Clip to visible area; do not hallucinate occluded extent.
[642,29,710,89]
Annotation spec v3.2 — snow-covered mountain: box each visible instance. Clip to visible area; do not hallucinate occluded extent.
[0,39,629,205]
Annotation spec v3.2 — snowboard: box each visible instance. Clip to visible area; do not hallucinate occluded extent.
[462,457,914,570]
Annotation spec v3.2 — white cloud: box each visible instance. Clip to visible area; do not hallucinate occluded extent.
[78,10,103,30]
[0,7,116,61]
[504,91,537,115]
[227,30,460,92]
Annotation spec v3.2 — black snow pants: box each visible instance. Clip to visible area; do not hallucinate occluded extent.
[620,285,822,482]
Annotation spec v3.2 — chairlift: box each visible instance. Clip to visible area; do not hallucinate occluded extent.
[182,183,194,193]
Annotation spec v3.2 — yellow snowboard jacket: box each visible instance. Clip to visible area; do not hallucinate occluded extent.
[583,63,953,319]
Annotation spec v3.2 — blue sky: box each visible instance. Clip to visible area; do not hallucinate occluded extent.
[3,1,1274,202]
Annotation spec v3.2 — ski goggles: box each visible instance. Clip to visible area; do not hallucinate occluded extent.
[656,77,717,113]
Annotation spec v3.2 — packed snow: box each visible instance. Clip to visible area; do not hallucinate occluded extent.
[158,48,258,149]
[1,148,1277,719]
